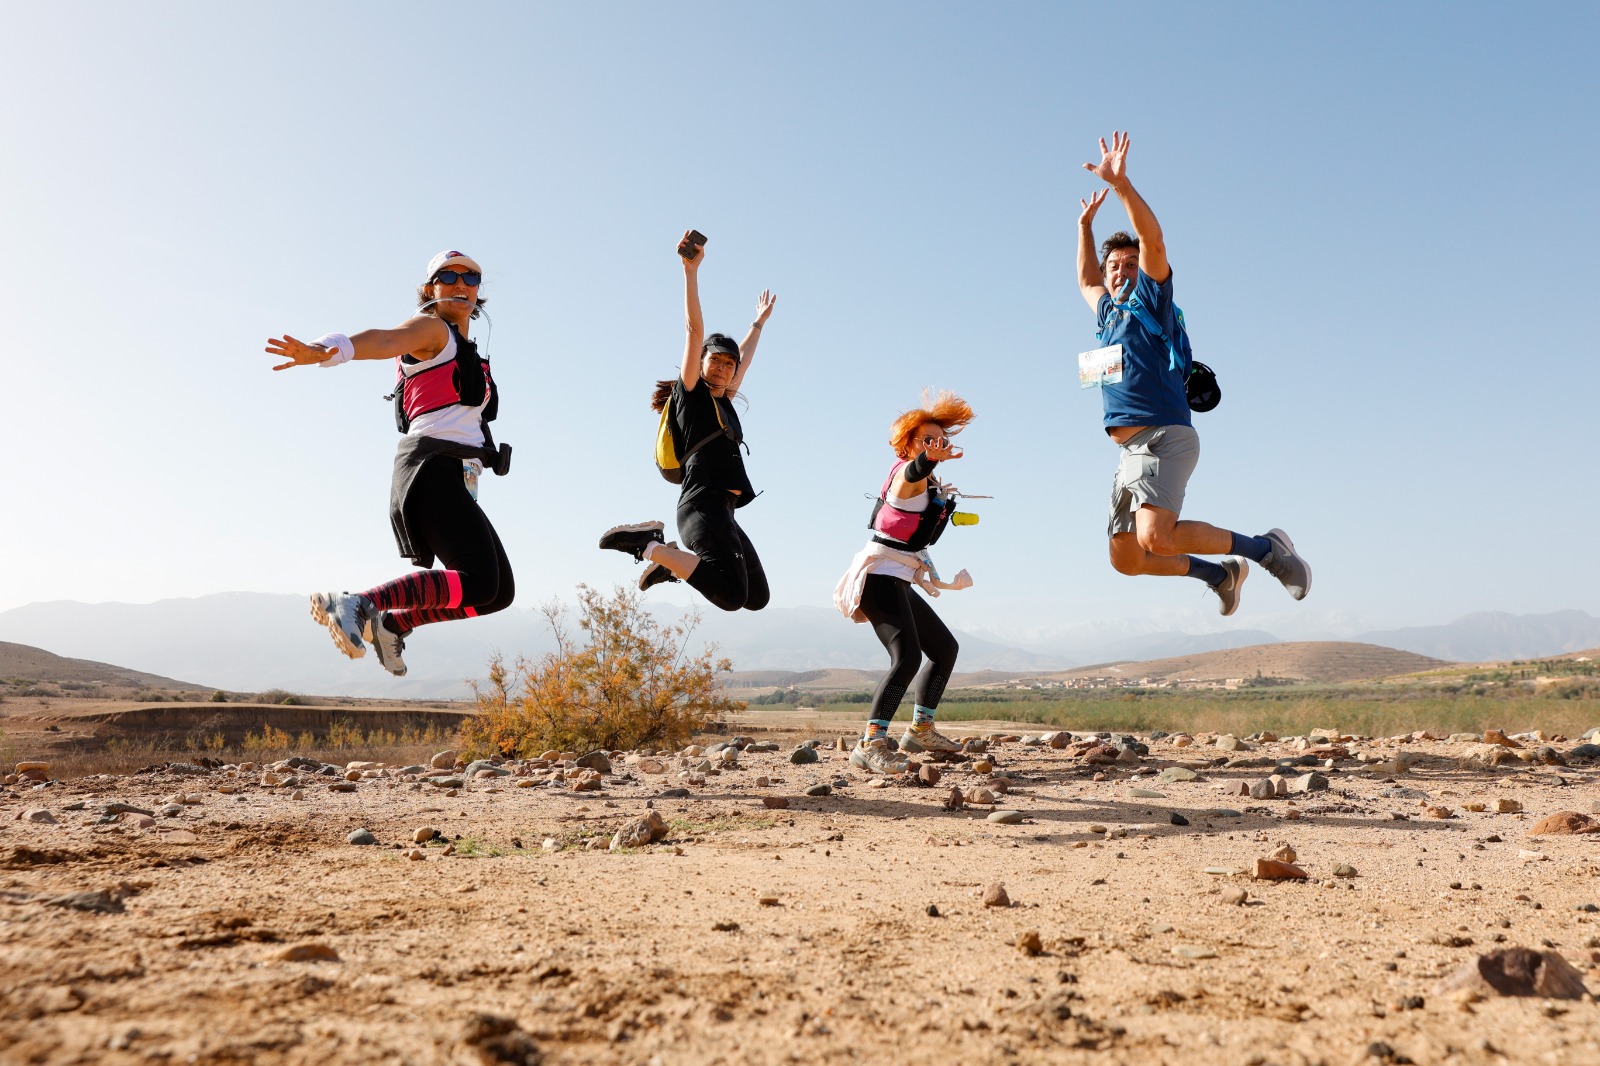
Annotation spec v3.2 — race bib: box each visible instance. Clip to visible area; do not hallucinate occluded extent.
[1078,344,1124,389]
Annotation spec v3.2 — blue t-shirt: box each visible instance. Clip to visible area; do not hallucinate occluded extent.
[1094,269,1191,430]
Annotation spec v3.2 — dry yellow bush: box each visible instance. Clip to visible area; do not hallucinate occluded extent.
[464,584,741,756]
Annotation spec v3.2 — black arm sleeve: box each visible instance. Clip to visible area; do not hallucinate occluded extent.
[904,452,938,482]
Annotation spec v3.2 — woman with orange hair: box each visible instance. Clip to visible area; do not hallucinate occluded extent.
[834,392,976,774]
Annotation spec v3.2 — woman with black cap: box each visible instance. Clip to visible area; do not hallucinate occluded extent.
[266,250,514,677]
[599,231,775,612]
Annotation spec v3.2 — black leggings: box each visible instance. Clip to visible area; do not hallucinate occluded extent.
[393,455,515,628]
[676,490,770,613]
[859,573,958,722]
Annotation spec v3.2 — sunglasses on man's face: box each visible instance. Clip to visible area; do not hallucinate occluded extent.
[433,270,482,286]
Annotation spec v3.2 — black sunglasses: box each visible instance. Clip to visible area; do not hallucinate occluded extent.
[432,270,482,286]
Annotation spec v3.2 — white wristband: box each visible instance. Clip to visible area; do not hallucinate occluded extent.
[312,333,355,367]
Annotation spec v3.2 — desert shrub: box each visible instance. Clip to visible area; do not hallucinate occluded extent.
[254,689,304,706]
[463,584,742,757]
[211,690,228,703]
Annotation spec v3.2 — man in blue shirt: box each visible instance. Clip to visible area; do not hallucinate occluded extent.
[1076,132,1310,615]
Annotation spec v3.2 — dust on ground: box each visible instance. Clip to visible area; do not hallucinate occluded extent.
[3,721,1599,1066]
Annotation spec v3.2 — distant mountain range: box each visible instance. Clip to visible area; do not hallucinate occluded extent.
[0,593,1595,699]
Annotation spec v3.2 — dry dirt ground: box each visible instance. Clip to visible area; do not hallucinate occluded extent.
[3,721,1599,1066]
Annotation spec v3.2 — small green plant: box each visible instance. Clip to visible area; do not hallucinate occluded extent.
[211,690,228,703]
[451,837,507,858]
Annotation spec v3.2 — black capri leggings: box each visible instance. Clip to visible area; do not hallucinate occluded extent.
[859,573,959,722]
[403,454,515,618]
[675,489,770,613]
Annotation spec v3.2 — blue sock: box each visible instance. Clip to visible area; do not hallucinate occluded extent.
[1229,531,1273,563]
[864,719,890,742]
[912,704,935,728]
[1186,556,1227,587]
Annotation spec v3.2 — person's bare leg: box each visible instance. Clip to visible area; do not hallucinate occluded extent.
[1134,504,1232,557]
[1108,531,1188,576]
[646,542,700,580]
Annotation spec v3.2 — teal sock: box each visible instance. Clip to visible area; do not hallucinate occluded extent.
[912,704,935,728]
[864,719,890,742]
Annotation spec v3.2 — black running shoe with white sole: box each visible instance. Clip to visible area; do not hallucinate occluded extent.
[598,520,666,561]
[638,541,682,592]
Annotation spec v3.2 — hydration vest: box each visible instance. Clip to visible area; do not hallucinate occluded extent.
[868,459,956,552]
[392,323,498,433]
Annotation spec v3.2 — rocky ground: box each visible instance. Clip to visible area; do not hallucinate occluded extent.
[3,723,1599,1066]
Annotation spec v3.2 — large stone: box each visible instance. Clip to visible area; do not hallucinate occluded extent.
[1433,948,1589,1000]
[790,747,819,765]
[982,883,1010,907]
[1528,812,1600,835]
[430,750,458,770]
[576,745,611,771]
[917,764,941,786]
[987,810,1024,825]
[19,808,57,824]
[346,829,378,845]
[1289,772,1329,794]
[463,760,509,778]
[1253,858,1307,880]
[1158,767,1200,783]
[610,812,669,850]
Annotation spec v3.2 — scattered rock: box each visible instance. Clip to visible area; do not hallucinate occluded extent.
[804,783,832,797]
[1169,812,1190,827]
[917,764,941,786]
[944,787,965,810]
[458,1012,541,1066]
[1158,767,1200,783]
[1528,812,1600,835]
[610,812,669,851]
[1174,945,1217,959]
[46,889,127,914]
[1220,887,1248,905]
[1495,798,1523,814]
[982,883,1010,908]
[968,787,996,805]
[1433,947,1589,1000]
[757,889,781,907]
[576,751,612,773]
[1270,844,1298,863]
[1290,772,1329,794]
[347,829,378,846]
[1129,787,1167,799]
[1482,730,1522,749]
[761,796,790,809]
[987,810,1024,825]
[19,808,56,824]
[1016,930,1043,956]
[403,848,426,861]
[1253,858,1307,881]
[790,747,819,765]
[413,826,438,843]
[1332,863,1358,878]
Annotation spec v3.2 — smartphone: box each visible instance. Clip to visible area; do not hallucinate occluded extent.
[678,230,708,261]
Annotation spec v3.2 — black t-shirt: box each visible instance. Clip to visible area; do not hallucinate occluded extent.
[673,378,754,504]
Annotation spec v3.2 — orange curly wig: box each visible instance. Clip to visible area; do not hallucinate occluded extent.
[888,390,975,460]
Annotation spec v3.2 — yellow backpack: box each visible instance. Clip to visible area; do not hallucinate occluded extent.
[655,388,730,484]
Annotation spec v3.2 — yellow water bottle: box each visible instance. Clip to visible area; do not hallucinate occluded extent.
[951,511,979,526]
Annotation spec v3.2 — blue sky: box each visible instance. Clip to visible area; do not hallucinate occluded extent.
[2,1,1595,648]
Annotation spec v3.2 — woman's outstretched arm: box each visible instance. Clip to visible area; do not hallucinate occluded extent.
[726,289,775,398]
[266,315,448,371]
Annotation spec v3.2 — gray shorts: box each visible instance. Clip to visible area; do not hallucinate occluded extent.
[1107,424,1200,537]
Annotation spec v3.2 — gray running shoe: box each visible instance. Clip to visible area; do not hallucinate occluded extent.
[598,520,665,561]
[1259,528,1311,600]
[309,591,370,659]
[1212,557,1248,617]
[639,542,682,591]
[899,724,962,755]
[369,612,408,677]
[849,738,910,775]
